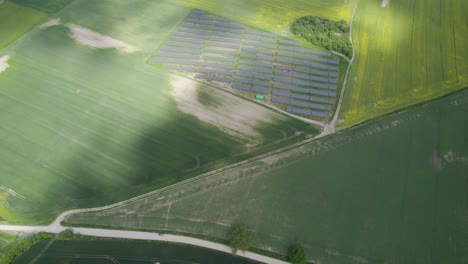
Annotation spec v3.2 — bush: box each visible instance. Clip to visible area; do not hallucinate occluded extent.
[228,224,252,254]
[288,247,307,264]
[291,15,352,58]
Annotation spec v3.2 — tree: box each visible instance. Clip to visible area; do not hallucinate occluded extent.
[228,224,252,254]
[288,247,307,264]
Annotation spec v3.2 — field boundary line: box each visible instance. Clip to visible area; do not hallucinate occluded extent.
[327,0,360,133]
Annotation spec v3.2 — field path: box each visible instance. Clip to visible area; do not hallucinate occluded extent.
[325,0,360,134]
[0,224,288,264]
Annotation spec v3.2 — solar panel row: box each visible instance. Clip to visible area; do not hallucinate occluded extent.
[271,97,330,110]
[244,35,277,44]
[278,45,331,57]
[212,26,244,34]
[166,41,204,49]
[204,55,237,62]
[274,77,337,90]
[272,90,334,104]
[204,48,239,55]
[192,10,206,15]
[207,41,239,49]
[239,60,272,68]
[241,47,275,55]
[198,68,233,76]
[170,36,206,44]
[173,32,208,40]
[272,83,337,97]
[178,27,210,35]
[240,53,275,62]
[245,30,277,38]
[211,31,241,39]
[185,18,212,25]
[236,71,271,80]
[275,71,336,84]
[151,57,198,65]
[216,17,230,22]
[166,65,196,72]
[181,22,211,30]
[234,78,270,87]
[160,46,202,54]
[243,41,276,49]
[275,64,338,78]
[277,58,339,71]
[155,52,200,59]
[200,62,235,69]
[232,84,269,94]
[196,74,231,83]
[214,21,244,29]
[238,65,272,74]
[286,107,327,117]
[188,15,213,21]
[209,36,241,44]
[277,51,339,65]
[278,39,302,46]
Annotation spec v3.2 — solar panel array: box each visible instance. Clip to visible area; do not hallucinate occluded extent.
[151,9,342,119]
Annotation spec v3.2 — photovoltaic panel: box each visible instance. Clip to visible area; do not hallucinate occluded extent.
[166,65,196,72]
[216,17,231,22]
[198,68,233,76]
[272,83,336,97]
[207,41,239,49]
[232,84,269,94]
[151,57,198,65]
[244,35,277,43]
[196,74,231,83]
[204,48,239,55]
[286,107,327,117]
[245,30,277,38]
[170,36,206,44]
[181,23,211,30]
[278,45,331,56]
[166,41,204,49]
[239,60,272,68]
[212,26,244,34]
[238,65,272,74]
[277,58,339,71]
[240,53,275,61]
[275,64,338,77]
[236,71,271,80]
[277,51,339,65]
[234,78,270,87]
[213,21,244,29]
[160,46,202,54]
[274,77,336,90]
[173,32,208,40]
[211,31,242,39]
[203,55,237,62]
[188,15,213,21]
[271,97,330,110]
[155,52,200,59]
[209,36,242,44]
[200,62,235,69]
[279,39,302,46]
[241,47,275,55]
[185,18,213,25]
[192,10,206,15]
[242,41,276,49]
[178,27,210,35]
[275,71,335,83]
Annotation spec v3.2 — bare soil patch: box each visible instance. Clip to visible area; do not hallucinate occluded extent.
[0,55,10,74]
[67,24,136,53]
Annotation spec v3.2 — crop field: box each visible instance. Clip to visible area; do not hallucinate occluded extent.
[168,0,356,34]
[14,239,259,264]
[9,0,74,13]
[0,1,47,51]
[67,89,468,264]
[0,0,319,224]
[338,0,468,127]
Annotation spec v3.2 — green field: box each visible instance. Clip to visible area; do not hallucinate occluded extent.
[67,89,468,264]
[0,231,17,253]
[0,1,47,51]
[0,0,318,224]
[14,239,259,264]
[168,0,355,34]
[9,0,73,13]
[338,0,468,127]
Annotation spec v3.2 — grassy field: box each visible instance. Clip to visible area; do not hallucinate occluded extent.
[0,0,318,224]
[67,89,468,264]
[14,239,260,264]
[168,0,355,34]
[0,1,47,51]
[338,0,468,127]
[9,0,74,13]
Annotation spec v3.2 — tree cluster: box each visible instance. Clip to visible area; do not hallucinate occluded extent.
[228,224,252,254]
[291,16,352,58]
